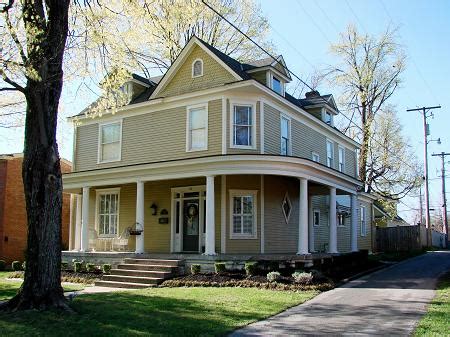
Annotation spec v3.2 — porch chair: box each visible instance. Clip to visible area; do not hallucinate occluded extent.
[112,227,132,251]
[88,228,99,251]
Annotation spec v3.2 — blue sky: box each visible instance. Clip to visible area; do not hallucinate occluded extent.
[1,0,448,222]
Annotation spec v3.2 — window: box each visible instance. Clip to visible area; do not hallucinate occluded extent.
[192,59,203,77]
[356,148,360,177]
[312,152,320,163]
[187,104,208,151]
[338,146,345,172]
[313,209,320,226]
[232,104,254,148]
[324,111,332,125]
[281,192,292,223]
[326,140,334,168]
[99,121,122,163]
[96,189,120,237]
[360,206,367,236]
[338,213,346,226]
[272,76,282,95]
[230,190,257,239]
[280,115,291,155]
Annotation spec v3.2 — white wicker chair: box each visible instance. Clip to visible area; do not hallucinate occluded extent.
[112,227,131,251]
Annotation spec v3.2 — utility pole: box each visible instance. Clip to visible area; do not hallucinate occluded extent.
[431,152,449,248]
[407,105,441,246]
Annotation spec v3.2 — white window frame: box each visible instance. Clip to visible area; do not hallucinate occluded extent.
[356,148,360,177]
[95,187,121,238]
[338,145,345,172]
[229,189,258,239]
[338,212,346,227]
[229,100,257,150]
[280,114,291,156]
[268,71,285,96]
[97,120,122,164]
[322,109,333,126]
[360,206,367,236]
[313,209,320,227]
[186,103,208,152]
[312,152,320,163]
[281,192,292,223]
[191,58,203,78]
[326,139,334,168]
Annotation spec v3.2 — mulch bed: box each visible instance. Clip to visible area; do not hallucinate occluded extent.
[7,270,102,285]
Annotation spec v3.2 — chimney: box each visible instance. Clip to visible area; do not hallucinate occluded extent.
[305,90,320,98]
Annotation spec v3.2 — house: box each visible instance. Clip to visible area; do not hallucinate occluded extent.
[373,202,410,227]
[62,36,375,280]
[0,153,72,263]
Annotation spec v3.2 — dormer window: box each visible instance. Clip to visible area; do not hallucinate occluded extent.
[192,59,203,78]
[324,111,332,125]
[272,76,282,94]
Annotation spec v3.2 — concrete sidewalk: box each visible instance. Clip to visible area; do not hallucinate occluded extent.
[230,251,450,336]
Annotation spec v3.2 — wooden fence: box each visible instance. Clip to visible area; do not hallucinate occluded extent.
[375,225,422,252]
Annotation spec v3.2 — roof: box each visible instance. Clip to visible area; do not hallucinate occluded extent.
[0,153,72,166]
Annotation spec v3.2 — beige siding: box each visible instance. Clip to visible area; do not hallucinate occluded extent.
[358,200,373,251]
[250,71,267,85]
[312,195,330,252]
[74,99,222,172]
[304,107,322,121]
[226,100,260,154]
[345,148,357,177]
[292,119,327,164]
[264,175,299,253]
[337,215,351,253]
[264,103,281,155]
[157,45,236,98]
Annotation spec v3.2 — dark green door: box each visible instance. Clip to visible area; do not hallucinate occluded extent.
[183,199,199,252]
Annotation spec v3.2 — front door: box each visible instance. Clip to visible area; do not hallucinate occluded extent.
[183,199,200,252]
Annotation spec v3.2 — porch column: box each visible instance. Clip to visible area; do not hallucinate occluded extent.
[68,194,74,251]
[328,186,338,253]
[297,178,309,255]
[135,180,145,254]
[205,175,216,255]
[351,194,359,252]
[80,187,90,252]
[308,196,315,252]
[75,194,82,251]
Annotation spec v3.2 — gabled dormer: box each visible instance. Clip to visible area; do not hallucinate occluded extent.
[299,91,338,126]
[118,73,153,103]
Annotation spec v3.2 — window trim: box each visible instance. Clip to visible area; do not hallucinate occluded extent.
[280,114,292,156]
[326,139,334,168]
[312,152,320,163]
[229,189,258,239]
[191,58,204,78]
[95,187,121,238]
[186,103,209,152]
[338,145,345,172]
[268,71,285,96]
[281,192,292,223]
[229,100,257,150]
[313,209,320,227]
[360,205,367,236]
[97,120,123,164]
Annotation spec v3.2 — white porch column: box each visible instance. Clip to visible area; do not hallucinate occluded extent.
[80,187,90,252]
[74,194,82,251]
[68,194,74,251]
[135,180,145,254]
[308,196,315,252]
[297,178,309,255]
[205,175,216,255]
[328,186,338,253]
[351,194,359,252]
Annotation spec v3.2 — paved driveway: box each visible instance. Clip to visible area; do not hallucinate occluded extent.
[230,251,450,337]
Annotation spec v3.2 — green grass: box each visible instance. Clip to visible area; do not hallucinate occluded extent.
[414,272,450,336]
[0,286,317,336]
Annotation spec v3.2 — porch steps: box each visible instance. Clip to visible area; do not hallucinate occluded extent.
[95,258,184,289]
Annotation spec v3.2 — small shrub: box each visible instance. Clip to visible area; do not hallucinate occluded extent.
[267,271,281,283]
[214,262,226,273]
[191,264,201,275]
[244,262,257,276]
[292,271,313,285]
[269,261,279,271]
[74,261,83,273]
[85,263,96,272]
[61,262,69,270]
[102,264,112,274]
[22,261,26,270]
[11,261,22,271]
[0,260,6,271]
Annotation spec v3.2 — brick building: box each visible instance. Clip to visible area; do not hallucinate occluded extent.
[0,153,72,263]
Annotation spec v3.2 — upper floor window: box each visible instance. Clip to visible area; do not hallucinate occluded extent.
[232,104,255,148]
[312,152,320,163]
[280,115,291,155]
[272,76,282,95]
[326,140,334,168]
[360,206,367,236]
[187,104,208,151]
[338,146,345,172]
[192,59,203,78]
[99,121,122,163]
[324,111,332,125]
[96,188,120,237]
[230,190,257,239]
[355,148,360,177]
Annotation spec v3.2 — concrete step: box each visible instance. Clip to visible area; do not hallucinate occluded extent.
[117,263,178,272]
[95,280,155,289]
[124,258,183,266]
[103,274,163,285]
[110,269,172,278]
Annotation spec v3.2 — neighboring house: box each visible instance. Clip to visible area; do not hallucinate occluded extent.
[373,202,409,227]
[63,36,375,260]
[0,153,72,263]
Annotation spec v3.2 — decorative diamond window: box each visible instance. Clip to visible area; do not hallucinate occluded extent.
[282,192,292,223]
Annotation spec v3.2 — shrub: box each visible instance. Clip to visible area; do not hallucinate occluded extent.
[102,264,112,274]
[0,260,6,271]
[292,272,313,285]
[269,261,279,271]
[191,264,201,275]
[267,271,281,283]
[22,261,26,270]
[214,262,226,274]
[244,262,258,276]
[11,261,22,271]
[85,263,96,273]
[61,262,69,270]
[74,261,83,273]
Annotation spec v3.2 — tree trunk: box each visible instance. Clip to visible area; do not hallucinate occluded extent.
[359,103,369,187]
[0,0,70,312]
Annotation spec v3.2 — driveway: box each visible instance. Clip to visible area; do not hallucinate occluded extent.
[230,251,450,337]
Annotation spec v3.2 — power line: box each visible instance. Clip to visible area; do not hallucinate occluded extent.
[294,0,333,45]
[344,0,367,33]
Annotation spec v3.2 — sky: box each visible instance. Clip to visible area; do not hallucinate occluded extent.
[1,0,449,223]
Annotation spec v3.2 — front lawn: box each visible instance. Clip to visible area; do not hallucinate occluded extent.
[0,286,317,336]
[414,272,450,336]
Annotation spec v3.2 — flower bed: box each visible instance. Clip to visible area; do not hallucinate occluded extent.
[7,270,102,285]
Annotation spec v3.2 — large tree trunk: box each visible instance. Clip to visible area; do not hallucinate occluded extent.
[0,0,70,312]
